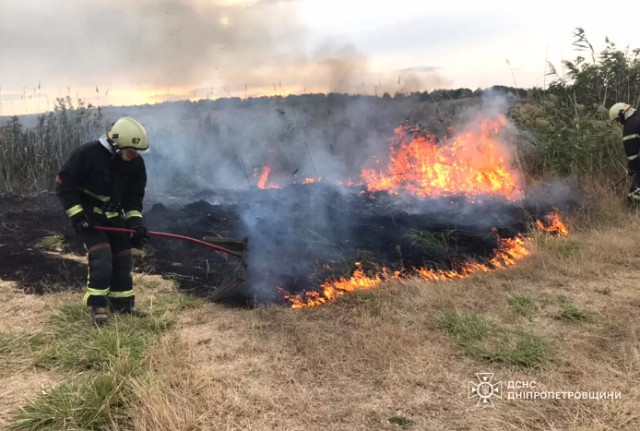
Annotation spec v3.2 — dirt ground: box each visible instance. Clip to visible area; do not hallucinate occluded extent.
[0,192,85,293]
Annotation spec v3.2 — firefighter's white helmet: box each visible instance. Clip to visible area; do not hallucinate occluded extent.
[108,117,149,152]
[609,102,631,122]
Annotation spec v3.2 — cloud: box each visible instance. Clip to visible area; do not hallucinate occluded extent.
[0,0,308,89]
[399,66,441,73]
[3,0,545,102]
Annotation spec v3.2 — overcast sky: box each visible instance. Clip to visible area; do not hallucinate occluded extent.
[1,0,638,115]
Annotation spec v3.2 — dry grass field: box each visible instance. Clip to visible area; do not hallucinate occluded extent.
[1,187,639,431]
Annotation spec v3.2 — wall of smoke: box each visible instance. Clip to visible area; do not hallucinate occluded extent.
[130,92,516,194]
[102,91,533,212]
[120,95,451,197]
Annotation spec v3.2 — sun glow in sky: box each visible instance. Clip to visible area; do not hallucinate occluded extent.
[1,0,637,116]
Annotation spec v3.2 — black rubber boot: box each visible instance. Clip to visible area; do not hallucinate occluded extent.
[90,307,109,325]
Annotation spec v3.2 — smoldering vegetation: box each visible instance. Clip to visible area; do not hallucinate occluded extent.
[140,184,577,303]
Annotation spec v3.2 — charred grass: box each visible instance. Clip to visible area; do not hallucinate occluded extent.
[3,185,640,430]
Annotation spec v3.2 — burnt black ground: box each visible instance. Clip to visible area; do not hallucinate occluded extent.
[0,192,86,293]
[0,184,573,304]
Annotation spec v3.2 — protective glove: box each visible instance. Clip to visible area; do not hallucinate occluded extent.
[71,212,93,235]
[130,225,150,249]
[102,200,123,213]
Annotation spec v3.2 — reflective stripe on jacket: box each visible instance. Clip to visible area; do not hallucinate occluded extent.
[55,141,147,220]
[623,112,640,173]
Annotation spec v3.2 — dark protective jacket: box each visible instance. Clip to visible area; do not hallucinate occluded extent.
[623,111,640,175]
[55,141,147,226]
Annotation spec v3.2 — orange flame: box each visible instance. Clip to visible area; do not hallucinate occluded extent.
[254,166,280,189]
[536,209,569,236]
[284,233,531,309]
[360,117,521,199]
[257,166,271,189]
[284,211,569,309]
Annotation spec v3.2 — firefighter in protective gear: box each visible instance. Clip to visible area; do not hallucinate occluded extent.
[609,102,640,203]
[55,117,150,324]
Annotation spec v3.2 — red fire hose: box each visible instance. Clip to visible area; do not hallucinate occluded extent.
[94,226,243,258]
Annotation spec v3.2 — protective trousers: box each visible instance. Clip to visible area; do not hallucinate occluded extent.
[629,174,640,203]
[81,212,135,310]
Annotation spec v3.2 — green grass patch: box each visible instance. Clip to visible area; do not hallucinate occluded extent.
[436,311,493,344]
[36,302,175,372]
[35,235,65,252]
[508,294,536,316]
[556,303,591,322]
[12,298,181,430]
[436,310,550,368]
[480,330,550,367]
[12,355,137,430]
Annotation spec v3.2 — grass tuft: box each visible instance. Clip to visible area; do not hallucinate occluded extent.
[12,354,137,430]
[436,311,493,344]
[556,303,592,322]
[436,310,550,368]
[507,294,536,316]
[36,302,175,372]
[13,299,178,430]
[388,415,413,429]
[0,331,48,371]
[481,330,550,367]
[35,235,65,252]
[0,332,47,356]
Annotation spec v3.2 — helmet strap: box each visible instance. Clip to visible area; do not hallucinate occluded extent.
[619,110,627,124]
[106,135,122,156]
